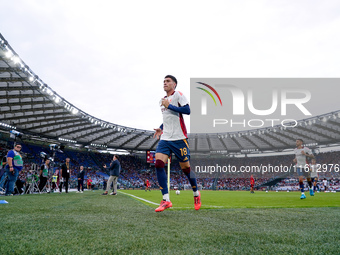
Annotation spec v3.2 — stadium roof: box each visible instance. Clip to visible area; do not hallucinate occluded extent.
[1,33,340,154]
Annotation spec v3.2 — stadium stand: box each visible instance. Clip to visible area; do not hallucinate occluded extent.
[1,137,339,194]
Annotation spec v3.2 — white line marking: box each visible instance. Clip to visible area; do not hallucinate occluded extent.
[118,191,225,209]
[118,191,159,205]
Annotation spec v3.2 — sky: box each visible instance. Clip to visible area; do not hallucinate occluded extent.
[1,0,340,132]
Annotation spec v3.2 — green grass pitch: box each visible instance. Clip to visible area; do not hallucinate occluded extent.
[1,190,339,254]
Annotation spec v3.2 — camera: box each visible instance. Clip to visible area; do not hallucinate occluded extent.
[40,152,47,159]
[10,130,23,139]
[49,144,65,152]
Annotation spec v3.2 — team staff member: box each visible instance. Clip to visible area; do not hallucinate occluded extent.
[4,143,23,196]
[39,158,50,192]
[77,166,85,193]
[60,158,71,193]
[153,75,201,212]
[102,155,121,195]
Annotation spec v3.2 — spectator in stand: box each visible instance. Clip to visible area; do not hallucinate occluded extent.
[77,166,85,193]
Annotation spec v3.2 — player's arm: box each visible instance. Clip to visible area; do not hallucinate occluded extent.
[167,104,190,115]
[306,153,314,159]
[153,124,163,139]
[161,98,190,115]
[301,150,314,159]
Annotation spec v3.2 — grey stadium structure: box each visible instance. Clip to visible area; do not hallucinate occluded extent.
[1,33,340,155]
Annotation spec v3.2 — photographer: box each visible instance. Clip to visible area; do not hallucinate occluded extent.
[0,155,7,194]
[39,158,50,192]
[3,143,23,196]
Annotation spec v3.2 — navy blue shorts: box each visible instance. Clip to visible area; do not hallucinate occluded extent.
[156,139,190,162]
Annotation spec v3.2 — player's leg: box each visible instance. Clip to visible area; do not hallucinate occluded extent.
[154,140,172,212]
[154,153,172,212]
[179,161,198,193]
[169,140,197,193]
[155,152,169,199]
[313,177,318,192]
[172,139,201,210]
[297,168,306,199]
[179,160,201,210]
[307,177,314,196]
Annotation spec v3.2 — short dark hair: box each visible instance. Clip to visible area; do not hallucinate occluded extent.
[165,75,177,85]
[297,139,304,143]
[113,155,119,159]
[14,143,22,147]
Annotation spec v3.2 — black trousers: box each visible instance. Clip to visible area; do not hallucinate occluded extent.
[39,176,48,192]
[59,176,69,193]
[77,179,84,191]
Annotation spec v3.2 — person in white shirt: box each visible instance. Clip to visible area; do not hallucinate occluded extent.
[293,139,314,199]
[153,75,201,212]
[323,178,328,191]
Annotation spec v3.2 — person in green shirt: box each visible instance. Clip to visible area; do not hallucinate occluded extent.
[39,158,50,192]
[3,143,23,196]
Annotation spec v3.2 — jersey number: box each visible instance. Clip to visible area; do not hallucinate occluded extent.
[180,148,188,156]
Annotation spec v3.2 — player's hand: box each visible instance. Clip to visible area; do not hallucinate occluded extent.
[161,98,170,108]
[103,165,107,168]
[153,128,162,139]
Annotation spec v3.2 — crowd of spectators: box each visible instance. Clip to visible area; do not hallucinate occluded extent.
[274,177,340,191]
[1,139,340,194]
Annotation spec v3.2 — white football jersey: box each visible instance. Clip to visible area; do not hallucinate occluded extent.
[294,146,312,168]
[159,91,189,141]
[309,164,319,178]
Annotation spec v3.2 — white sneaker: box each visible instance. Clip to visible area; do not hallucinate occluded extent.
[76,191,80,193]
[80,191,83,193]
